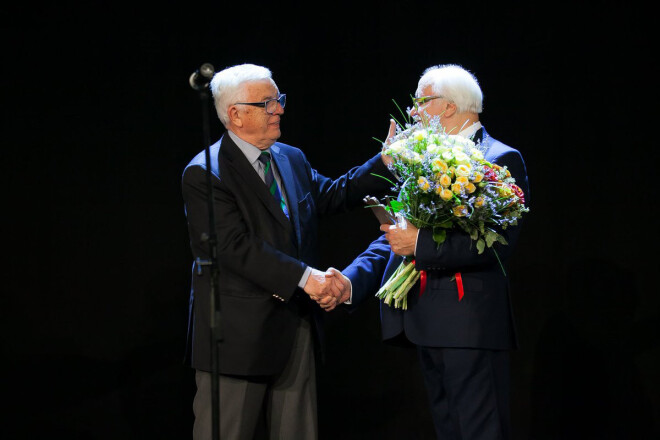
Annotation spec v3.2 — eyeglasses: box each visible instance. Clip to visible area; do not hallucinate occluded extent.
[234,94,286,114]
[412,95,444,106]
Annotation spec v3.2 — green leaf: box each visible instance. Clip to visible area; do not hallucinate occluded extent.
[485,230,497,248]
[369,172,396,186]
[391,98,409,126]
[476,239,485,254]
[388,199,404,213]
[496,234,508,245]
[432,227,447,245]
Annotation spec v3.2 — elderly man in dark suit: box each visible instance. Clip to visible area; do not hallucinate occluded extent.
[181,63,392,440]
[342,64,530,440]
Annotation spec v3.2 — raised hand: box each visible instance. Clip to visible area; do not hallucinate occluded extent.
[380,119,396,167]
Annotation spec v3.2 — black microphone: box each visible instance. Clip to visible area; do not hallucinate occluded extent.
[189,63,215,91]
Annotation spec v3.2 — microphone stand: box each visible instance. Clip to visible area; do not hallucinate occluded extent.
[190,63,222,440]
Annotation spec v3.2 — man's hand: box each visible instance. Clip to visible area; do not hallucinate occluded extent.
[327,267,351,304]
[303,268,341,299]
[380,219,418,256]
[316,268,351,312]
[380,119,396,167]
[305,267,351,312]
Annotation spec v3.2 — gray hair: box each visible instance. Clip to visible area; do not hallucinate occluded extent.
[417,64,483,113]
[209,63,276,127]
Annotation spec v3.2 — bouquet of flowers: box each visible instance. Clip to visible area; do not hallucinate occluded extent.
[372,116,529,309]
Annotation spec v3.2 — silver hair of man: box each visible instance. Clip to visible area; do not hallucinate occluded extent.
[209,64,277,127]
[417,64,483,114]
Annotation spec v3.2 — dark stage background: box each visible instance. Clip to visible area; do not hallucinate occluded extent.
[2,2,658,439]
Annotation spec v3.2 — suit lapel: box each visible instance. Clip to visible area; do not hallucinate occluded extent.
[270,145,301,246]
[219,135,291,229]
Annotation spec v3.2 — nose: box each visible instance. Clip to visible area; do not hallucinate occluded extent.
[272,101,285,115]
[409,105,418,118]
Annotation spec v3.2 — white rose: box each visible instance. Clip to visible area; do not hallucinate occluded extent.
[454,152,471,164]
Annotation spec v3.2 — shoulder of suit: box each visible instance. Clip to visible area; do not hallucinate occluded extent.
[271,141,307,163]
[272,141,302,154]
[482,133,521,158]
[183,140,221,177]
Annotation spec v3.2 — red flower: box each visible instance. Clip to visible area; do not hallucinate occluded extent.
[483,165,498,182]
[511,184,525,204]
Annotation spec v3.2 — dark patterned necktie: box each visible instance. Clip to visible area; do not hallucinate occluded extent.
[258,152,289,218]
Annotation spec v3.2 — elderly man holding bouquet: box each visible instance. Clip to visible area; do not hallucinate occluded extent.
[341,64,530,440]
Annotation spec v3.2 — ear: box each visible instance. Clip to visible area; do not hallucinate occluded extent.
[444,101,457,118]
[228,105,243,128]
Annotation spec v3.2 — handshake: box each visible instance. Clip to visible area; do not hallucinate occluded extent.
[303,268,351,312]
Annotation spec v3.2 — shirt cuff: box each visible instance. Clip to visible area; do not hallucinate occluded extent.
[297,266,312,289]
[344,277,353,305]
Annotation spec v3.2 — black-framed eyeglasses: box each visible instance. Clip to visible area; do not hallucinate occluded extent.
[412,95,444,106]
[234,94,286,114]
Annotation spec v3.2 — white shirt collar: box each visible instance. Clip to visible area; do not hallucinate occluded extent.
[227,130,267,165]
[457,121,482,139]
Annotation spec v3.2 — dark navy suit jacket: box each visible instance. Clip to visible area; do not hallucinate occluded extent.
[182,133,393,375]
[344,128,529,350]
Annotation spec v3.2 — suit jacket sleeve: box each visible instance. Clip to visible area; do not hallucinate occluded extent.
[415,147,529,272]
[342,234,393,307]
[310,153,394,216]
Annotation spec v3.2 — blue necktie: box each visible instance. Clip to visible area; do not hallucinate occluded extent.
[258,152,289,218]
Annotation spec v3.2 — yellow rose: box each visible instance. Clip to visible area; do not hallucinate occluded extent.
[465,182,476,193]
[432,158,449,174]
[438,188,453,201]
[455,176,469,185]
[451,182,463,194]
[418,177,431,192]
[453,205,468,217]
[499,185,513,197]
[474,197,485,208]
[472,172,484,183]
[455,164,471,177]
[438,173,452,187]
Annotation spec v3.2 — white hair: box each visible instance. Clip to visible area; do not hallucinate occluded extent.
[417,64,483,113]
[209,63,276,127]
